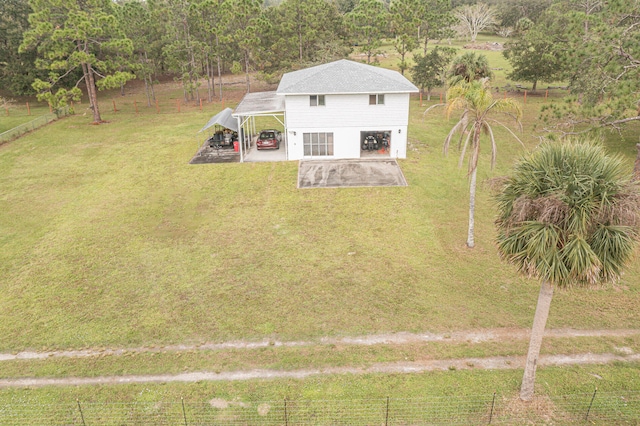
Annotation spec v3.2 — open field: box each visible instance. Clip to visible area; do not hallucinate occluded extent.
[2,94,639,352]
[1,36,640,422]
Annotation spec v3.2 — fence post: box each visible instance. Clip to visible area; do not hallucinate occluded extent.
[284,399,288,426]
[488,392,496,424]
[176,99,181,113]
[585,387,598,421]
[545,90,548,102]
[76,399,86,426]
[200,99,203,111]
[134,100,138,115]
[112,99,117,113]
[385,396,390,426]
[181,397,188,426]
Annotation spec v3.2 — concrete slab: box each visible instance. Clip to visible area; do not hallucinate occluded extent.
[244,146,287,162]
[189,145,239,164]
[298,159,407,188]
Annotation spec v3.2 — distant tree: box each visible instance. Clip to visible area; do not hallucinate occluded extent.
[335,0,359,13]
[280,0,347,67]
[454,3,497,42]
[115,0,164,105]
[390,0,419,75]
[222,0,263,93]
[258,0,349,75]
[495,140,640,401]
[427,78,523,248]
[0,0,46,95]
[537,1,640,133]
[495,0,552,28]
[21,0,135,123]
[346,0,389,64]
[503,21,565,91]
[447,52,493,85]
[411,46,456,99]
[416,0,456,54]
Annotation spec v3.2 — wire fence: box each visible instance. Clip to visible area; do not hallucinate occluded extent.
[0,391,637,425]
[0,107,71,145]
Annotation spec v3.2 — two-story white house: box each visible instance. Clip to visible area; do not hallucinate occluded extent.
[277,59,418,161]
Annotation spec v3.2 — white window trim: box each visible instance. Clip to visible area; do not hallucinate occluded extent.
[369,94,385,105]
[310,95,326,107]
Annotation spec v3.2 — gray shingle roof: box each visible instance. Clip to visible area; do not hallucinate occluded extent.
[276,59,419,95]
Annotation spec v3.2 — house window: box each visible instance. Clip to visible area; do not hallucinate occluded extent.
[310,95,325,106]
[303,132,334,156]
[369,94,384,105]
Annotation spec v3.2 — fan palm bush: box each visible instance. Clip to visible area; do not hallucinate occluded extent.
[495,139,640,401]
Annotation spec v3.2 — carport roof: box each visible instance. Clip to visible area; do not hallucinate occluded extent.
[198,107,238,133]
[233,91,285,116]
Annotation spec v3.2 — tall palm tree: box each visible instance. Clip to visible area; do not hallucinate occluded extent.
[437,78,523,248]
[495,140,640,401]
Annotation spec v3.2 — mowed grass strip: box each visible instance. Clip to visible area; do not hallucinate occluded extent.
[1,335,639,379]
[0,365,639,424]
[1,80,639,352]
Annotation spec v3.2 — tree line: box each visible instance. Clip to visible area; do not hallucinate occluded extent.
[1,0,640,130]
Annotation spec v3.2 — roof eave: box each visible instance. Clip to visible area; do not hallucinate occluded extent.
[277,90,419,96]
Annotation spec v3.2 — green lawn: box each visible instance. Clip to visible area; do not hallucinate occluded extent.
[1,365,638,424]
[2,41,640,423]
[1,89,639,352]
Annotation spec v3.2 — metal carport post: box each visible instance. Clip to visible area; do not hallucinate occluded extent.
[232,91,286,163]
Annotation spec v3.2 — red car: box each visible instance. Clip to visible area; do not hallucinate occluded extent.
[256,129,282,150]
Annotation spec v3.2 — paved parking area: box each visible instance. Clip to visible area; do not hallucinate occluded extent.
[298,159,408,188]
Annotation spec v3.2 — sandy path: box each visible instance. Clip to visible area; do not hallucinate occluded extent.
[1,352,639,388]
[1,328,638,362]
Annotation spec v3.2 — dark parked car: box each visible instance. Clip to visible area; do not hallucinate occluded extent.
[256,129,282,150]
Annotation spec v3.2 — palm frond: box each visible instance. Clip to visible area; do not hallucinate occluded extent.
[485,119,525,149]
[484,122,497,169]
[458,127,473,169]
[495,140,640,287]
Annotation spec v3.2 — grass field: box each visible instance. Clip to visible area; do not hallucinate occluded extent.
[2,96,639,352]
[1,365,638,424]
[1,36,639,421]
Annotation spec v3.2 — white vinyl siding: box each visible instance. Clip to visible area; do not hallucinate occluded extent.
[284,92,410,160]
[286,93,409,128]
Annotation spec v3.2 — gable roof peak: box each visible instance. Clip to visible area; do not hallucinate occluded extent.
[276,59,418,95]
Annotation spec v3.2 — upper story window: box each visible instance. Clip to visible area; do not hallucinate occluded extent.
[369,94,385,105]
[310,95,325,106]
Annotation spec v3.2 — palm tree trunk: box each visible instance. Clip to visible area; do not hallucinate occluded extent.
[633,143,640,181]
[467,166,477,248]
[520,280,554,401]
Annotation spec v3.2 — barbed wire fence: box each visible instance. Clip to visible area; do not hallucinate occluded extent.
[1,390,638,425]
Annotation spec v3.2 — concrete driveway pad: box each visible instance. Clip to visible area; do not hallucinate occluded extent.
[298,159,407,188]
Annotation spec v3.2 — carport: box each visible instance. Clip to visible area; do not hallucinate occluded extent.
[233,91,286,162]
